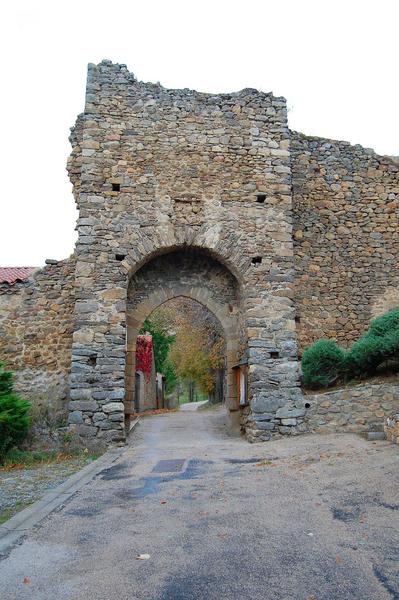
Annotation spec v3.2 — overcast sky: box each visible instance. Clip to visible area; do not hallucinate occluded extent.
[1,0,398,266]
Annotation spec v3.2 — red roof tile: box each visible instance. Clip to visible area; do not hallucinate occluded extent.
[0,267,37,284]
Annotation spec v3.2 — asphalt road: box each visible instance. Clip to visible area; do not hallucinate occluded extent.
[1,405,399,600]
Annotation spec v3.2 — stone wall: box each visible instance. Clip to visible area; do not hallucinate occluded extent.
[0,258,75,415]
[291,132,399,352]
[1,60,398,445]
[384,415,399,444]
[66,60,302,443]
[305,383,399,433]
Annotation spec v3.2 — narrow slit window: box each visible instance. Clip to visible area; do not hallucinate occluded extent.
[115,253,126,261]
[252,256,262,265]
[112,183,121,192]
[270,351,279,359]
[256,194,266,203]
[295,316,301,324]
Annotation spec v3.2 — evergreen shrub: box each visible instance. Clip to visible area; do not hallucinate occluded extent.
[301,339,346,388]
[0,363,30,462]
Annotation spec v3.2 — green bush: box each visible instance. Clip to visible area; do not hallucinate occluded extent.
[347,316,399,376]
[0,362,13,396]
[302,308,399,388]
[301,339,347,388]
[367,308,399,338]
[0,363,30,462]
[0,393,31,461]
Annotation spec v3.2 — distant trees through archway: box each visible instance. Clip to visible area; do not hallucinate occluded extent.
[125,248,242,421]
[137,297,226,410]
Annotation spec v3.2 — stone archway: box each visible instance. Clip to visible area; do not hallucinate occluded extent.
[124,248,242,423]
[68,61,304,444]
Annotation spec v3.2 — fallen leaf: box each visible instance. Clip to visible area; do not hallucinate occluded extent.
[304,531,314,537]
[336,555,343,564]
[256,459,272,467]
[160,500,167,505]
[23,577,30,584]
[136,554,150,560]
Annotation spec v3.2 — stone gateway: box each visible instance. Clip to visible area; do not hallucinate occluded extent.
[0,60,398,444]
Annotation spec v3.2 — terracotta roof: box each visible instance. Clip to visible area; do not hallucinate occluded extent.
[0,267,36,284]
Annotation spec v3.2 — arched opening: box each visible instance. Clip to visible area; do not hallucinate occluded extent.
[130,297,227,413]
[124,248,243,430]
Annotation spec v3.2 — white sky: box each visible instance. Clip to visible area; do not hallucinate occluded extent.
[1,0,398,266]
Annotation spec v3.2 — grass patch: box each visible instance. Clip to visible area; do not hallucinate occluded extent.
[0,448,102,472]
[0,501,33,525]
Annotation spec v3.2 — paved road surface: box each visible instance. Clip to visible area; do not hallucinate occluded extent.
[1,405,399,600]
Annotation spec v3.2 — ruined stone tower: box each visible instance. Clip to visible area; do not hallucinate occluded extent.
[67,60,303,442]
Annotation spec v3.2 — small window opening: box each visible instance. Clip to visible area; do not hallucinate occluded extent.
[88,355,97,367]
[305,402,311,409]
[256,194,266,203]
[112,183,120,192]
[252,256,262,265]
[270,351,279,359]
[295,316,301,324]
[115,253,126,261]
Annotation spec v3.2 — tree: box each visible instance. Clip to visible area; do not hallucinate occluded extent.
[169,319,224,394]
[139,318,177,391]
[142,298,225,396]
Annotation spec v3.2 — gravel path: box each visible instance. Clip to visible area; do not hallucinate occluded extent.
[0,457,92,522]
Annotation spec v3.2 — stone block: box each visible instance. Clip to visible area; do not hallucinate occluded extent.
[252,396,284,414]
[108,389,125,400]
[110,413,125,422]
[275,407,306,418]
[255,421,275,430]
[102,402,124,414]
[76,424,98,437]
[68,410,83,424]
[93,412,107,422]
[69,400,98,412]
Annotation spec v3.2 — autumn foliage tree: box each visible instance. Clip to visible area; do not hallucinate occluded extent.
[143,297,225,396]
[166,299,224,394]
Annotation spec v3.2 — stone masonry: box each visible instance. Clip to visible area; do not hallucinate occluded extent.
[0,60,398,444]
[0,259,75,417]
[292,134,399,351]
[305,383,399,434]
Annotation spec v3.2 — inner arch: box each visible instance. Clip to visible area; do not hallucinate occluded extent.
[125,249,243,425]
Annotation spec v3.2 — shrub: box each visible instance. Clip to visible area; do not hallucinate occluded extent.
[0,393,31,462]
[367,308,399,338]
[0,362,13,396]
[347,325,399,376]
[302,339,347,388]
[346,335,387,376]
